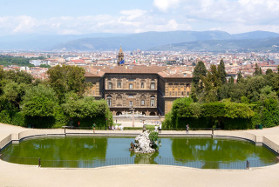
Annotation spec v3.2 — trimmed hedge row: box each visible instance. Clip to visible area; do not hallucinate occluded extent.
[163,98,254,130]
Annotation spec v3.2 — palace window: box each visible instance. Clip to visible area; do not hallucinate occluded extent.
[117,81,121,88]
[116,95,122,106]
[108,82,113,89]
[150,96,155,107]
[141,100,145,106]
[141,82,144,88]
[129,83,133,89]
[107,95,112,107]
[129,101,133,107]
[151,82,155,89]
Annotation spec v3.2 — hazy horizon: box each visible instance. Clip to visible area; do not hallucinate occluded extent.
[1,0,279,36]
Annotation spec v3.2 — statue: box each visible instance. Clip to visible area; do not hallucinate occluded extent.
[130,131,158,154]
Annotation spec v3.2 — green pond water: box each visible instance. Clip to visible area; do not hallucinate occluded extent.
[0,136,277,169]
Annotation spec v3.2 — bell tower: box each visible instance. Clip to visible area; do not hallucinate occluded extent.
[117,46,124,66]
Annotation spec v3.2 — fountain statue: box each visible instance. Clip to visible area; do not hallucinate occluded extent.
[130,130,158,154]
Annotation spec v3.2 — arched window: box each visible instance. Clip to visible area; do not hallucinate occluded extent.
[107,95,112,107]
[150,82,155,89]
[108,82,113,89]
[150,112,156,116]
[116,95,122,106]
[140,94,146,106]
[117,80,122,88]
[116,112,122,116]
[150,96,155,107]
[141,82,145,88]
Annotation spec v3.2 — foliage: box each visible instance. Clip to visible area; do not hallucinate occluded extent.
[47,65,86,102]
[218,59,227,84]
[62,93,113,127]
[1,81,28,109]
[192,61,207,96]
[0,55,44,67]
[4,70,34,84]
[163,98,255,130]
[253,63,263,76]
[149,131,158,142]
[39,64,51,68]
[11,112,25,126]
[237,71,243,83]
[22,84,58,117]
[0,66,112,129]
[0,110,12,124]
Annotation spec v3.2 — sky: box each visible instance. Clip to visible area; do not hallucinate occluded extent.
[0,0,279,36]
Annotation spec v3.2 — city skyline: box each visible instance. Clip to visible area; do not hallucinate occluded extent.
[0,0,279,36]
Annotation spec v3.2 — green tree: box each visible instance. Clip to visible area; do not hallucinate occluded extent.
[47,65,86,101]
[245,76,267,102]
[257,86,279,127]
[4,70,33,84]
[218,59,227,84]
[1,81,28,109]
[266,69,273,75]
[22,84,58,117]
[228,76,234,84]
[237,71,243,83]
[200,65,220,102]
[254,63,262,76]
[22,84,58,128]
[192,61,207,93]
[62,92,112,127]
[40,64,51,68]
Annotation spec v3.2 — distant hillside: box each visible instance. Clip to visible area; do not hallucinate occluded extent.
[1,30,279,51]
[232,31,279,40]
[53,30,232,51]
[151,37,279,52]
[0,33,126,50]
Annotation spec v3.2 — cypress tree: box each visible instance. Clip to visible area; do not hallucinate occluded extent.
[254,63,261,76]
[218,59,227,84]
[237,71,243,83]
[193,61,207,88]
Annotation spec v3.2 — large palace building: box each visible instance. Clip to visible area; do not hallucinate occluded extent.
[85,47,193,116]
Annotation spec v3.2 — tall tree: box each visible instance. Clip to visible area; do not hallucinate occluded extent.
[200,65,220,102]
[237,71,243,83]
[192,61,207,93]
[266,69,273,75]
[254,63,261,76]
[218,59,227,84]
[47,65,86,101]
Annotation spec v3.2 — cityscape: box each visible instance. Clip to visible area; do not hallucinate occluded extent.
[1,50,279,79]
[1,0,279,186]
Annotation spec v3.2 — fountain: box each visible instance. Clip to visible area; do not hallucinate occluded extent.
[130,130,158,154]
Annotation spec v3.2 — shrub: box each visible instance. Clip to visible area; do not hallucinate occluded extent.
[11,112,25,126]
[0,110,11,124]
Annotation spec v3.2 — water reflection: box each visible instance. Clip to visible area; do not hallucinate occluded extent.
[0,136,277,168]
[171,137,277,168]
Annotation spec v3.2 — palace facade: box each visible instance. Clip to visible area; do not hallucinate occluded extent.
[84,48,193,116]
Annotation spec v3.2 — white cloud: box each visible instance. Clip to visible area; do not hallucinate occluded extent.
[153,0,181,11]
[1,1,279,36]
[13,16,37,33]
[120,9,147,21]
